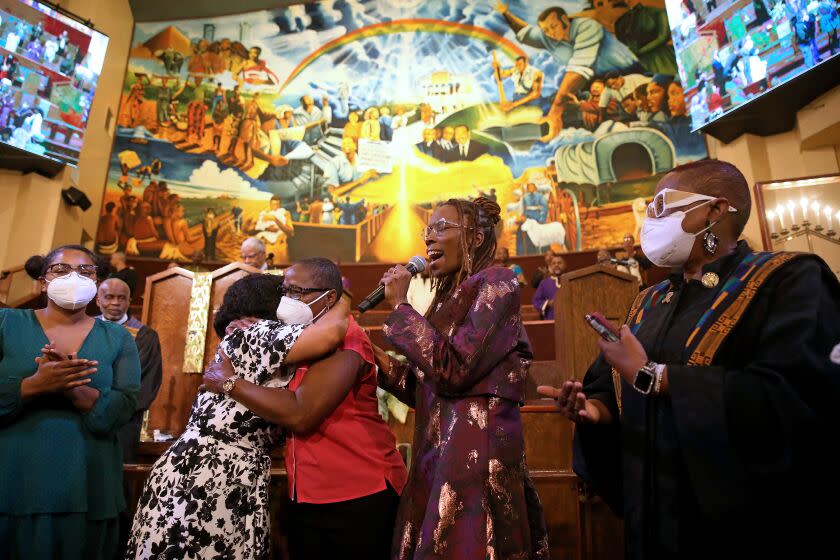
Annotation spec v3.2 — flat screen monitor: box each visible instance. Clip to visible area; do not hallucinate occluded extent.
[666,0,840,133]
[0,0,108,169]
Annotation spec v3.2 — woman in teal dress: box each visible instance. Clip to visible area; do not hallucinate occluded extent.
[0,244,140,559]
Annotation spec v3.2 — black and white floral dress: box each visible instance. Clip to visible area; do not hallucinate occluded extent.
[126,321,304,560]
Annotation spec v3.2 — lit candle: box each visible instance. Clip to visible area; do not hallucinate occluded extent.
[811,201,821,226]
[766,210,776,234]
[786,199,797,224]
[835,210,840,229]
[825,206,833,230]
[776,204,787,229]
[800,197,809,220]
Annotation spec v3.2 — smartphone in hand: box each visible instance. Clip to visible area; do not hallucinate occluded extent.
[584,312,620,343]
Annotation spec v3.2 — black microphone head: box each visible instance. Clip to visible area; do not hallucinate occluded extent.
[406,256,427,274]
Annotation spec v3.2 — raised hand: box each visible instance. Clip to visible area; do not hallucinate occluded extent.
[537,381,602,424]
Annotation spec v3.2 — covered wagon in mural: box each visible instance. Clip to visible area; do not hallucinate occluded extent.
[553,127,677,186]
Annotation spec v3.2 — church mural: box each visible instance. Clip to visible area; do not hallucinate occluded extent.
[96,0,707,265]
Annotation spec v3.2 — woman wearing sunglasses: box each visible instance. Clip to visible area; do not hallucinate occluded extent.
[539,160,840,558]
[0,245,141,559]
[374,197,548,559]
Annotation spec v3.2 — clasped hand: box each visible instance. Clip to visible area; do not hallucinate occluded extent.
[200,351,235,394]
[33,343,98,392]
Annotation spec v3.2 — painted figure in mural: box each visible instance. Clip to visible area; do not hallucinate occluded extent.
[360,106,382,141]
[236,92,264,171]
[202,208,218,261]
[96,202,121,254]
[255,195,294,247]
[221,86,244,161]
[325,136,377,195]
[211,93,229,153]
[492,54,544,111]
[497,3,642,140]
[231,203,243,233]
[436,125,457,162]
[416,127,437,157]
[614,0,678,76]
[170,204,204,259]
[125,79,147,128]
[343,110,362,142]
[238,46,279,86]
[523,183,549,223]
[294,94,325,145]
[452,125,488,161]
[322,197,335,225]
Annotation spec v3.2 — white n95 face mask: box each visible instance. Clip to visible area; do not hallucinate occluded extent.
[275,290,331,325]
[640,201,716,268]
[46,272,97,311]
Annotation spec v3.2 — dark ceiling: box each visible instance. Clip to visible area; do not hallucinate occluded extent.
[127,0,303,22]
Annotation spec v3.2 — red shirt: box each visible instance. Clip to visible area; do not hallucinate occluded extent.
[285,317,408,504]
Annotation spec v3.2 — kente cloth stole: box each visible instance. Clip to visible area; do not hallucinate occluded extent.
[611,251,802,416]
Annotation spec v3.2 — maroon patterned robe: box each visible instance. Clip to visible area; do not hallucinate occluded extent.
[381,266,549,559]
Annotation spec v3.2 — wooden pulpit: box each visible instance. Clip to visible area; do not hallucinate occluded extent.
[554,264,640,381]
[551,264,638,560]
[142,262,262,437]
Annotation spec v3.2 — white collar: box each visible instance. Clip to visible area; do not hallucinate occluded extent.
[99,313,128,325]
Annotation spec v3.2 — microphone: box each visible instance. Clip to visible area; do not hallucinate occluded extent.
[610,257,633,267]
[358,256,427,313]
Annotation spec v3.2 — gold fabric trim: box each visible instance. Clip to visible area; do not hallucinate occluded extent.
[182,271,213,373]
[687,253,797,366]
[611,285,656,418]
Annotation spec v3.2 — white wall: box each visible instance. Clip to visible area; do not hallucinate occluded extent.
[707,84,840,250]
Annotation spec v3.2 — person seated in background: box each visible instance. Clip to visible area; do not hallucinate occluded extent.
[94,278,162,463]
[108,251,138,294]
[531,248,559,288]
[596,248,612,265]
[240,236,268,270]
[533,253,567,319]
[126,273,351,559]
[616,232,652,286]
[494,246,526,285]
[202,258,407,560]
[95,278,163,557]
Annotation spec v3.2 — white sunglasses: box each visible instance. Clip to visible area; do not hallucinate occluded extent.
[647,188,738,218]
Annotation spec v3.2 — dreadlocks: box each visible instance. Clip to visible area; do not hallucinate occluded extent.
[426,196,501,317]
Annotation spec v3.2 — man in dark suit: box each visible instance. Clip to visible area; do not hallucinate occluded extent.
[415,127,438,157]
[453,124,489,161]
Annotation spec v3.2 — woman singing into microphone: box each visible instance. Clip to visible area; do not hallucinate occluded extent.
[373,197,548,559]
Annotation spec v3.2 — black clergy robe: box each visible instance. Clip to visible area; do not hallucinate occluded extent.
[574,242,840,559]
[113,315,162,463]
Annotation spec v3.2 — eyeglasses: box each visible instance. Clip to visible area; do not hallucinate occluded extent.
[45,263,98,279]
[281,285,330,300]
[647,188,739,219]
[421,219,471,240]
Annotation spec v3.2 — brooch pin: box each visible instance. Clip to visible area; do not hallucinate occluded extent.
[701,272,719,288]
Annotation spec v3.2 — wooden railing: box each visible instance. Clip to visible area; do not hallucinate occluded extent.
[0,265,39,307]
[287,205,393,262]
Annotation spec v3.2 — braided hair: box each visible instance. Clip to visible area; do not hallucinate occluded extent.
[426,196,501,317]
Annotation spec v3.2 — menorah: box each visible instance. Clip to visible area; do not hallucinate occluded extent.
[765,197,840,252]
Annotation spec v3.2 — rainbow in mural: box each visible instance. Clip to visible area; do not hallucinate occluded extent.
[97,0,707,265]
